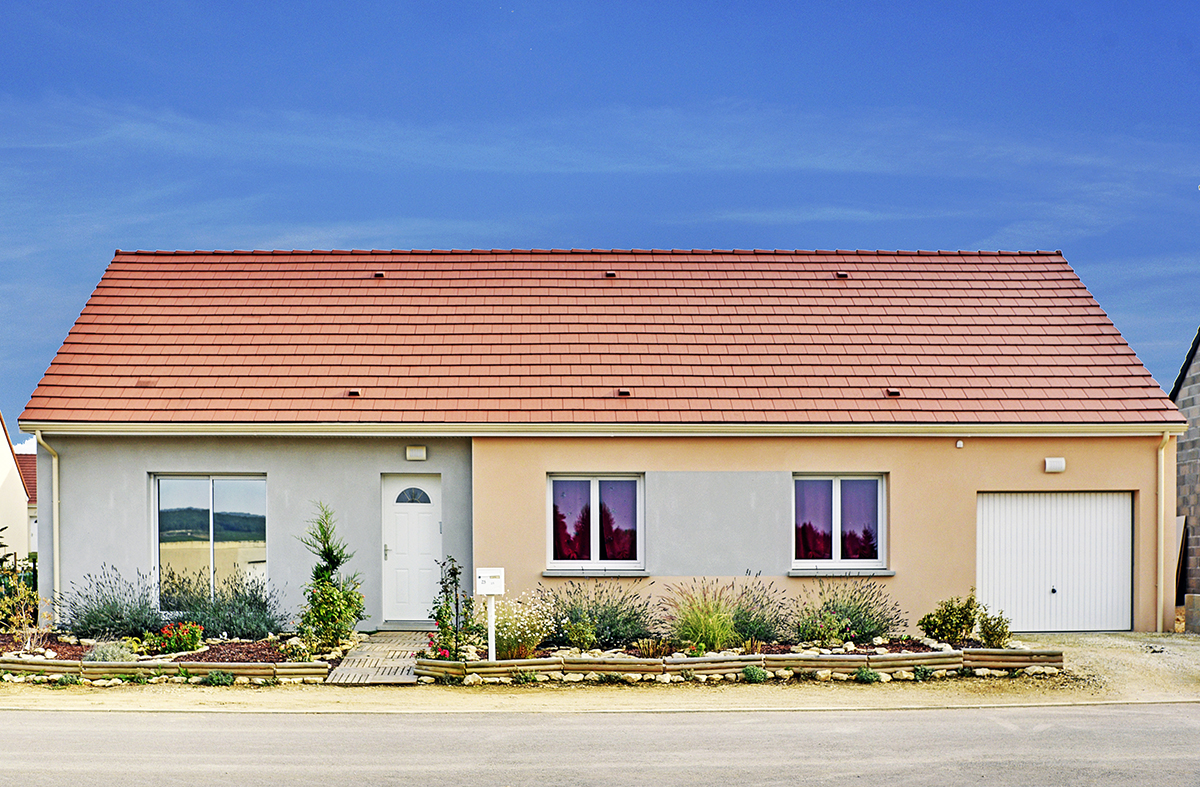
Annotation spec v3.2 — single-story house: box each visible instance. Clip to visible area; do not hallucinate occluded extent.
[1171,324,1200,597]
[0,413,33,560]
[15,454,37,554]
[19,248,1187,632]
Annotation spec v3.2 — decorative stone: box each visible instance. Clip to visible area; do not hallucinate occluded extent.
[418,676,436,684]
[622,673,641,684]
[251,677,268,686]
[47,673,64,682]
[815,669,833,682]
[831,672,850,681]
[776,669,793,680]
[877,672,892,683]
[893,670,914,681]
[708,673,723,682]
[872,636,885,646]
[545,671,565,681]
[874,648,888,655]
[563,673,584,683]
[302,677,323,684]
[534,674,549,682]
[932,670,947,679]
[234,676,251,684]
[583,671,601,682]
[482,677,501,684]
[695,674,708,683]
[973,668,990,678]
[462,673,484,686]
[1043,666,1059,676]
[945,670,958,678]
[43,650,56,659]
[654,674,671,684]
[1024,665,1045,676]
[843,642,856,651]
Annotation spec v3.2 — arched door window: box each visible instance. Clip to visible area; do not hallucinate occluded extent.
[396,487,432,504]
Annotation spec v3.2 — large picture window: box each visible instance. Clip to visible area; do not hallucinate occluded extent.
[548,475,643,570]
[157,476,266,603]
[793,475,886,569]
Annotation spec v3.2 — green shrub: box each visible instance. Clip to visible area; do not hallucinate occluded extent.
[0,561,52,652]
[538,580,656,650]
[563,614,597,650]
[296,503,367,651]
[977,606,1012,648]
[160,568,287,640]
[731,574,791,644]
[83,640,138,662]
[742,664,769,683]
[511,669,538,685]
[792,580,907,645]
[60,565,165,639]
[661,580,738,652]
[853,665,881,684]
[202,669,236,686]
[913,665,933,682]
[55,674,81,687]
[143,621,204,654]
[489,592,552,660]
[917,589,980,643]
[299,578,366,652]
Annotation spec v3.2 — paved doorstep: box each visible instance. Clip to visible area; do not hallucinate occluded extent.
[325,631,424,685]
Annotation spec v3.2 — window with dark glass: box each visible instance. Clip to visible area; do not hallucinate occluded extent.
[549,476,642,569]
[794,475,885,568]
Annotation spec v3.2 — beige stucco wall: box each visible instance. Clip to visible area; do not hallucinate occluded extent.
[0,453,29,560]
[472,434,1176,633]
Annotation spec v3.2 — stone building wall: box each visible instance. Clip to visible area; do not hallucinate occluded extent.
[1174,330,1200,595]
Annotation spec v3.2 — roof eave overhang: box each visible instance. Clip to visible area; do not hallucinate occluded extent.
[18,420,1190,438]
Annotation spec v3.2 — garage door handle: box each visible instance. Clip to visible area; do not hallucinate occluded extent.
[1050,585,1057,594]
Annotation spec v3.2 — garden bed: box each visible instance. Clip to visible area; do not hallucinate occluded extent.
[414,646,1063,684]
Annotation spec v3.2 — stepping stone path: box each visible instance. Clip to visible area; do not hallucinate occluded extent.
[325,631,425,685]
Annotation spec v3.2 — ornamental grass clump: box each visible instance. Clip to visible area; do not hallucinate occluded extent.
[731,573,791,644]
[60,564,165,639]
[660,579,738,652]
[538,580,656,650]
[792,579,907,645]
[489,592,553,660]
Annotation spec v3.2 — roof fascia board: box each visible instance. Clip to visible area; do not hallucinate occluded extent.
[1170,323,1200,401]
[19,420,1188,438]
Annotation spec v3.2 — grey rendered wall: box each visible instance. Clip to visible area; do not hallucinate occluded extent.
[36,435,472,628]
[644,471,793,576]
[1176,351,1200,594]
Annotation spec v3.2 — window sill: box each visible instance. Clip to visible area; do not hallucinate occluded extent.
[788,569,895,577]
[542,569,651,578]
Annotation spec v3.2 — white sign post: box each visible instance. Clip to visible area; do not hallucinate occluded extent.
[475,567,505,662]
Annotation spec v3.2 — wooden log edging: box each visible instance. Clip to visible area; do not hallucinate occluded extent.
[663,655,764,676]
[0,656,329,681]
[962,649,1064,670]
[562,657,664,675]
[764,653,869,673]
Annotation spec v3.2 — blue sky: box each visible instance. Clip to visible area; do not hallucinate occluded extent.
[3,1,1199,445]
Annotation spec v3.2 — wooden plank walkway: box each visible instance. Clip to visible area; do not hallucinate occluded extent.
[325,631,425,685]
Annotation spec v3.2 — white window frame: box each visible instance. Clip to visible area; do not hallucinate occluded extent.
[791,474,888,572]
[153,474,268,601]
[546,474,645,573]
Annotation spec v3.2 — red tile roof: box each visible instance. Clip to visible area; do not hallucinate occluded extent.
[15,455,35,504]
[19,249,1184,426]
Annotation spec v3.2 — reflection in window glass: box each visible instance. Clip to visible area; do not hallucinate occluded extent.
[840,479,879,560]
[552,479,591,561]
[599,480,637,561]
[159,477,266,606]
[795,479,833,560]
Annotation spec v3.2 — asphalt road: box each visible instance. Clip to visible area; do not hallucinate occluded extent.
[0,704,1196,786]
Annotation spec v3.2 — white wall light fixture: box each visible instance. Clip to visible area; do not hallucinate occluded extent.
[1044,457,1066,473]
[406,446,427,461]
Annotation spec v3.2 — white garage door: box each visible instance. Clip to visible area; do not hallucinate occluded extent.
[977,492,1132,632]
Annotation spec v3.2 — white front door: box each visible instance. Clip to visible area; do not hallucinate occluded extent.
[977,492,1133,631]
[381,474,442,621]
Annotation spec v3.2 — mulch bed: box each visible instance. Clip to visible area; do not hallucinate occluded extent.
[0,634,87,660]
[171,640,286,663]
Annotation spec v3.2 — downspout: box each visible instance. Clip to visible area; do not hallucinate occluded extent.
[34,431,60,618]
[1157,431,1170,633]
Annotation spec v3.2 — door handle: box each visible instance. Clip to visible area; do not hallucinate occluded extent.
[384,544,391,560]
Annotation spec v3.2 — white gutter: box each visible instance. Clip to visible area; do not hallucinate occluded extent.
[1157,431,1170,633]
[19,420,1190,439]
[34,430,60,619]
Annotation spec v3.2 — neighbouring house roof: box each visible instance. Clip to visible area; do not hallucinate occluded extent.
[2,414,31,502]
[19,248,1185,429]
[1170,324,1200,401]
[15,455,35,506]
